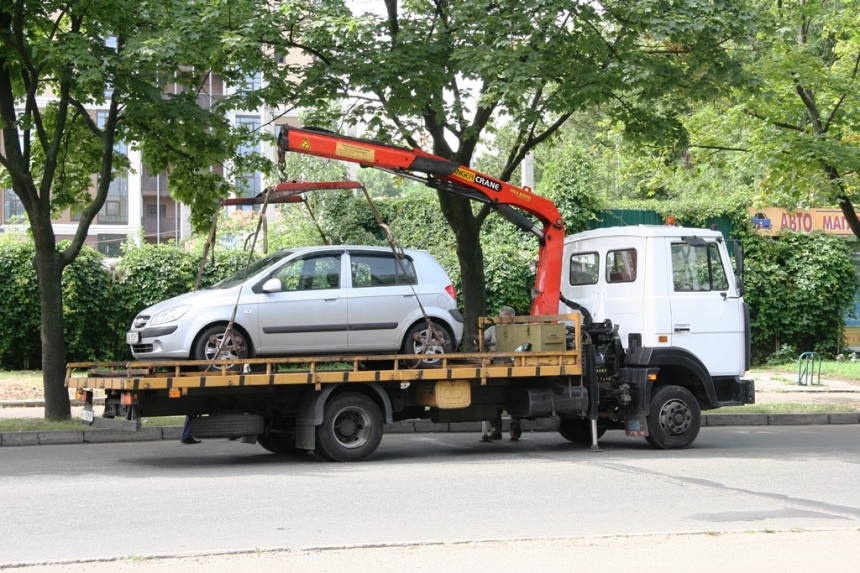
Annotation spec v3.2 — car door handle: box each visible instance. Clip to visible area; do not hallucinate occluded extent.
[674,326,691,333]
[324,297,339,303]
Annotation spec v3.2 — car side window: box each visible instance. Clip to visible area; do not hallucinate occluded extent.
[671,243,728,291]
[351,254,417,287]
[606,249,637,283]
[569,252,599,285]
[273,255,341,291]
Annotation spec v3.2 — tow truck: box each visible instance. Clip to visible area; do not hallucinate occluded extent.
[67,126,754,461]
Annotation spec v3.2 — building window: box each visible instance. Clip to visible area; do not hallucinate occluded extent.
[96,112,128,224]
[3,189,26,223]
[97,234,124,256]
[147,204,167,217]
[235,115,261,204]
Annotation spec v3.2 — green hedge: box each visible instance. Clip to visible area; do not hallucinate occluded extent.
[1,195,856,369]
[742,231,857,362]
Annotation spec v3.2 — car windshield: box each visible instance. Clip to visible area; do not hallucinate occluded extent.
[211,250,295,289]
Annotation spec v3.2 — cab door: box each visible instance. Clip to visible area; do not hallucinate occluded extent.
[667,239,743,376]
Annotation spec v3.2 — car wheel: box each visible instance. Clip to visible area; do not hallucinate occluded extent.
[557,418,606,444]
[401,321,453,368]
[645,385,701,449]
[314,392,383,462]
[192,325,249,370]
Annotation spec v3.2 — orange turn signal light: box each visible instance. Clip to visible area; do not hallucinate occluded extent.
[169,389,181,398]
[120,393,138,406]
[658,335,668,343]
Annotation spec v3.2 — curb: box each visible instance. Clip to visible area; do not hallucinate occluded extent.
[1,412,858,447]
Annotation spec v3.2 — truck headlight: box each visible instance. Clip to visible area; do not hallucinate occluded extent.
[149,305,191,326]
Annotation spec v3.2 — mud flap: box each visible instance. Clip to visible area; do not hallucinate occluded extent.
[296,423,315,450]
[625,413,649,437]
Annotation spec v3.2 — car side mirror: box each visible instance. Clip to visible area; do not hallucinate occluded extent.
[262,278,282,293]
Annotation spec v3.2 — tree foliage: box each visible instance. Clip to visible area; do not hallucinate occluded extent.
[269,0,755,339]
[0,0,289,418]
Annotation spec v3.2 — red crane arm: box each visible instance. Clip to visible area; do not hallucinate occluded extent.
[276,126,565,315]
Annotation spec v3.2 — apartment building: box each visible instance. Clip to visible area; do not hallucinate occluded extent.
[1,70,298,255]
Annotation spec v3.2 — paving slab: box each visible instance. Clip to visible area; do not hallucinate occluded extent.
[83,427,163,443]
[38,430,83,445]
[0,432,39,446]
[768,413,830,425]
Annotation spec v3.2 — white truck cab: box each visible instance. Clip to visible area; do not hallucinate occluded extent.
[560,226,753,446]
[562,225,749,378]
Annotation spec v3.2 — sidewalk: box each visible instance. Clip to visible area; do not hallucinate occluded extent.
[1,370,858,447]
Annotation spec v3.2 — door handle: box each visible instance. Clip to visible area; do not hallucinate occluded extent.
[674,326,691,333]
[324,297,339,303]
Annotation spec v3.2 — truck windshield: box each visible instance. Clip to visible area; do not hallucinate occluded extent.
[211,250,295,289]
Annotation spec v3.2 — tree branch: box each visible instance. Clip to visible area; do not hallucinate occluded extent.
[744,109,807,132]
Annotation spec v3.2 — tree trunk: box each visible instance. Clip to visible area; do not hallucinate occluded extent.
[31,220,71,420]
[438,193,487,346]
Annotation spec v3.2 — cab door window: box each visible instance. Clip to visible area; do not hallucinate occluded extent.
[671,243,728,291]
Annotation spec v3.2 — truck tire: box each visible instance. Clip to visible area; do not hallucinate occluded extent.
[192,325,249,371]
[315,392,383,462]
[645,385,701,449]
[557,418,606,444]
[401,321,453,368]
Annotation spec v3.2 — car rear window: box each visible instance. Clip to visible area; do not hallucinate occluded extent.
[351,254,417,287]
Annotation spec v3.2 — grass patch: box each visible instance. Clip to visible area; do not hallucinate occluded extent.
[754,360,860,381]
[716,403,857,414]
[0,416,185,433]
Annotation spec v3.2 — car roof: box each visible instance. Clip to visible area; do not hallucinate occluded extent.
[280,245,430,257]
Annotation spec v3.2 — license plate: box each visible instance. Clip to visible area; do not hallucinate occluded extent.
[81,409,94,424]
[126,332,140,344]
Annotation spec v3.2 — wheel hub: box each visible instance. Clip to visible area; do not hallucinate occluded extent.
[333,407,370,449]
[659,398,692,436]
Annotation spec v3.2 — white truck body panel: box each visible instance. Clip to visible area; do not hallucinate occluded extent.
[561,226,745,377]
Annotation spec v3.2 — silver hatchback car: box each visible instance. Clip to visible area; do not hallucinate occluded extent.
[126,246,463,364]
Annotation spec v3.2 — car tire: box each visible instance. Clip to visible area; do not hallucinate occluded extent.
[314,392,383,462]
[401,320,453,368]
[192,324,250,371]
[645,385,701,449]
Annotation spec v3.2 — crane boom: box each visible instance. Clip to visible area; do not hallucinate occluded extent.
[276,125,565,315]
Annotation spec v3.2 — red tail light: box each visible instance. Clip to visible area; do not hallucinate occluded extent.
[445,284,457,301]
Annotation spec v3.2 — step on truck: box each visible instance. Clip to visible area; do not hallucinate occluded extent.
[68,127,754,461]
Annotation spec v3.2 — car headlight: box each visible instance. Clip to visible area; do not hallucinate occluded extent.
[149,305,191,326]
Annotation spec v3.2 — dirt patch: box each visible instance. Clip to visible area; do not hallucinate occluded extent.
[0,372,76,402]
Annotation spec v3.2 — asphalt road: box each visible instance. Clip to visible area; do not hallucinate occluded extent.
[1,426,859,568]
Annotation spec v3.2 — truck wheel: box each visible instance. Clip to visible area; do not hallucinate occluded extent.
[401,321,453,368]
[315,392,383,462]
[192,325,249,371]
[645,385,701,449]
[558,418,606,444]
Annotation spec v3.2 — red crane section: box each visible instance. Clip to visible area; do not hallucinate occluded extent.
[276,126,565,315]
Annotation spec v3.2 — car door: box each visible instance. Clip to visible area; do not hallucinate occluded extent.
[667,239,743,376]
[346,252,421,351]
[256,253,348,354]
